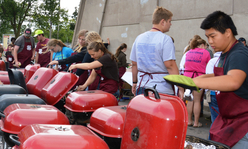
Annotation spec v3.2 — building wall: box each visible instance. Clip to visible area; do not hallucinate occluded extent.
[73,0,248,65]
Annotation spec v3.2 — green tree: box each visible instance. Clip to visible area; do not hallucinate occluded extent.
[32,0,68,39]
[72,6,78,20]
[0,0,38,38]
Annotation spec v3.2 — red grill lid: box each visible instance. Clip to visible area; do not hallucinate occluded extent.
[26,68,58,98]
[1,104,69,134]
[0,60,6,71]
[0,74,10,84]
[88,105,126,138]
[41,72,79,105]
[64,90,118,112]
[0,71,8,75]
[15,124,109,149]
[121,90,188,149]
[24,64,40,83]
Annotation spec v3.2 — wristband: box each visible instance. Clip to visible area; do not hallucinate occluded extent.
[133,82,137,84]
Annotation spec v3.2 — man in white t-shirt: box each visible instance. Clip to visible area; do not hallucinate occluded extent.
[130,7,180,95]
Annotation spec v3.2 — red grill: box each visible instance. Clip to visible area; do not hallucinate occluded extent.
[0,60,6,71]
[23,64,40,83]
[88,105,126,149]
[41,72,79,106]
[26,67,58,98]
[121,88,188,149]
[64,90,118,125]
[1,103,70,147]
[12,124,109,149]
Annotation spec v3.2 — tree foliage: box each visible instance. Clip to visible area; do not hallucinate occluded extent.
[0,0,79,44]
[32,0,68,39]
[0,0,38,38]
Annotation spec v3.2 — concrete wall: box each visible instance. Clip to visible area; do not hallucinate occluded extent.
[73,0,248,65]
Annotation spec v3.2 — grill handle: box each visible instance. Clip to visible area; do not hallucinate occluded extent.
[67,69,73,73]
[46,64,52,68]
[144,88,160,99]
[9,135,21,146]
[0,111,5,118]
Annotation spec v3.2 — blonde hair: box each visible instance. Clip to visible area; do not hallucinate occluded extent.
[77,29,88,39]
[152,7,173,24]
[73,29,88,53]
[43,39,67,53]
[85,31,102,44]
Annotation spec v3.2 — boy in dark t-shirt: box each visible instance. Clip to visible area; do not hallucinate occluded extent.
[192,11,248,148]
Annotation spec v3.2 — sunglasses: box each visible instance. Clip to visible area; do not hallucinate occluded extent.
[239,39,246,42]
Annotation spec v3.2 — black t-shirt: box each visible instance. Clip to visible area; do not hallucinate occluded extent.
[96,53,119,82]
[104,43,109,49]
[218,42,248,99]
[58,47,87,65]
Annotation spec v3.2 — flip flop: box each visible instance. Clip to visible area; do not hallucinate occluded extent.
[188,123,193,126]
[193,122,203,128]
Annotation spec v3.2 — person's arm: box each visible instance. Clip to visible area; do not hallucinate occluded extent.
[49,60,58,65]
[31,48,35,60]
[164,60,179,75]
[50,51,54,62]
[69,61,102,71]
[58,50,86,65]
[77,69,97,91]
[131,61,138,95]
[195,73,215,79]
[164,59,184,98]
[193,69,246,91]
[107,38,110,45]
[35,51,38,64]
[31,38,36,60]
[13,45,20,67]
[75,52,94,76]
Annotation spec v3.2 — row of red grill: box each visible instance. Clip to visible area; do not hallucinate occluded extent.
[0,61,189,149]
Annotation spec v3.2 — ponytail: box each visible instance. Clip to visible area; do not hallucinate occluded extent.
[115,43,127,57]
[190,38,206,49]
[88,41,118,62]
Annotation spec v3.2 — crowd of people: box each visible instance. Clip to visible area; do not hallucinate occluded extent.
[0,6,247,149]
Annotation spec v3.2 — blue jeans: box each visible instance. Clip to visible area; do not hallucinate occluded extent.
[209,95,219,124]
[208,94,219,140]
[232,132,248,149]
[136,87,145,95]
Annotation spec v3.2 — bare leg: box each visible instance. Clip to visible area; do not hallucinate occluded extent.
[187,100,194,125]
[192,90,204,126]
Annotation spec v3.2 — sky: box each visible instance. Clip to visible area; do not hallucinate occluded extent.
[60,0,81,17]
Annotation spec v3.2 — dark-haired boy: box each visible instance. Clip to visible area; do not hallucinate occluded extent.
[193,11,248,148]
